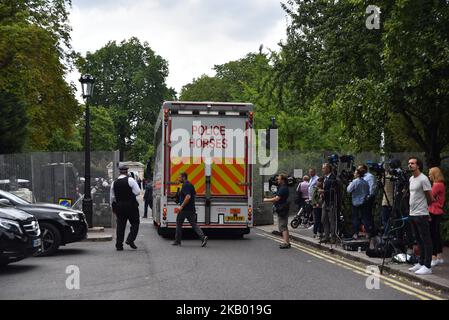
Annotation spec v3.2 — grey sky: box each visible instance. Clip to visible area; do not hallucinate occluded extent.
[68,0,287,97]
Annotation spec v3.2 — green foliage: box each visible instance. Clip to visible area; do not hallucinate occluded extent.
[46,127,82,152]
[77,105,116,151]
[180,50,349,152]
[180,75,232,101]
[277,0,449,166]
[0,90,28,153]
[0,0,81,151]
[78,37,175,160]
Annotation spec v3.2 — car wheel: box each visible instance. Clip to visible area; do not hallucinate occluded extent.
[0,258,8,267]
[38,223,61,256]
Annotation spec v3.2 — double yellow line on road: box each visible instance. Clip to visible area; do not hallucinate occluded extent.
[257,232,445,300]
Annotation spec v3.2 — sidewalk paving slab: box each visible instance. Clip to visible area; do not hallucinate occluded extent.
[255,215,449,294]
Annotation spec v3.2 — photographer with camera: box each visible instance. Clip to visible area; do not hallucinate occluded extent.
[264,174,291,249]
[381,172,394,229]
[346,168,370,240]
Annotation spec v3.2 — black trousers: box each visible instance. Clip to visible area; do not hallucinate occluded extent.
[321,203,336,240]
[410,216,433,268]
[144,200,153,217]
[175,209,205,243]
[116,203,140,247]
[429,213,443,255]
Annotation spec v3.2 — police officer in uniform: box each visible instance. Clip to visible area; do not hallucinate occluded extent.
[110,164,141,251]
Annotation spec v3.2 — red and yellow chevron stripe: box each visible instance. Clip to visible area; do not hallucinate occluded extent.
[169,157,246,196]
[211,162,245,195]
[170,158,206,194]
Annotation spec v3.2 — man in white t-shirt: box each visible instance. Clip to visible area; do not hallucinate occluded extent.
[407,157,435,275]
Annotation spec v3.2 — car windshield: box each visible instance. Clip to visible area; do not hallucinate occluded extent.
[0,190,30,205]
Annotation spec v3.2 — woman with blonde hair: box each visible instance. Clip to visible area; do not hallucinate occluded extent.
[428,167,446,266]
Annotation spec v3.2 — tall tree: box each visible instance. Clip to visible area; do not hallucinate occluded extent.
[0,90,28,153]
[278,0,449,165]
[78,106,116,151]
[78,37,175,160]
[180,75,232,102]
[381,0,449,166]
[0,0,81,151]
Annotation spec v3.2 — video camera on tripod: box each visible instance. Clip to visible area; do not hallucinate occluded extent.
[366,160,385,178]
[268,174,296,194]
[386,159,409,188]
[327,154,355,185]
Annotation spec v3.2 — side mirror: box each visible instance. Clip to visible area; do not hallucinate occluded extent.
[0,198,12,206]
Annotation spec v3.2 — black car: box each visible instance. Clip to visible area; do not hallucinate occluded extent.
[0,190,88,256]
[0,202,42,266]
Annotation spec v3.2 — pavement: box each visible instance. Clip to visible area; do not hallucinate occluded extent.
[255,214,449,294]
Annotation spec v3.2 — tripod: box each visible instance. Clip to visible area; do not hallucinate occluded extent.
[379,176,409,274]
[380,216,409,274]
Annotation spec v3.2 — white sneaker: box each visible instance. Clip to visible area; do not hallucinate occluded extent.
[408,263,423,272]
[415,265,432,275]
[431,259,445,267]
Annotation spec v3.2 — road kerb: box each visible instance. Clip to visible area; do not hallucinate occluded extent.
[261,227,449,295]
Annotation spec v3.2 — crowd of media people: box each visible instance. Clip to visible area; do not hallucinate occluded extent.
[274,156,446,275]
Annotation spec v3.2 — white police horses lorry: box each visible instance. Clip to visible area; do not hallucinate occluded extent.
[152,101,254,237]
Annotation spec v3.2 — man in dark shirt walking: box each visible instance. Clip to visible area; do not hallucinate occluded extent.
[172,172,208,247]
[143,180,153,218]
[110,164,141,251]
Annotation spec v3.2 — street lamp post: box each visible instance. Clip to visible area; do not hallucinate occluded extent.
[263,117,277,198]
[79,74,95,228]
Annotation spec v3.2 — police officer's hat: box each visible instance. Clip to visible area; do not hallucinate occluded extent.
[118,164,129,171]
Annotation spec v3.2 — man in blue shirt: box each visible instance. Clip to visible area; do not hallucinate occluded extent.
[359,165,377,238]
[347,168,370,239]
[172,172,208,247]
[307,167,318,200]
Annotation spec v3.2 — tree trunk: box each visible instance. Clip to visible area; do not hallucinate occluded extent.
[425,147,441,169]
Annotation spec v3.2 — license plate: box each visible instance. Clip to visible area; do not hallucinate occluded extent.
[225,216,245,222]
[33,239,41,248]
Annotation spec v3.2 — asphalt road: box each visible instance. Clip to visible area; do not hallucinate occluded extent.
[1,216,445,300]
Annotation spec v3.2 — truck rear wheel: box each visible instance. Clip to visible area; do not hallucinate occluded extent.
[157,226,170,238]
